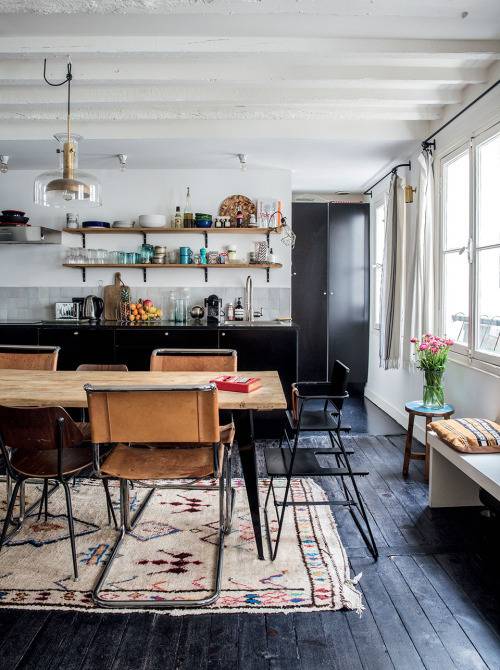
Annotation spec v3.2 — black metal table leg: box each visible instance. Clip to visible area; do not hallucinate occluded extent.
[234,409,264,560]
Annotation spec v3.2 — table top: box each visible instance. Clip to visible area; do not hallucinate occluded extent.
[405,400,454,417]
[0,369,287,411]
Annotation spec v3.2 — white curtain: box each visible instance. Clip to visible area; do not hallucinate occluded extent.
[403,149,436,366]
[379,173,406,369]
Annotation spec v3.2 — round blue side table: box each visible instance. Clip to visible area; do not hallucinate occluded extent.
[403,401,454,480]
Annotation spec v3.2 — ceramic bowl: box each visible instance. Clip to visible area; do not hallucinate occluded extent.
[138,214,167,228]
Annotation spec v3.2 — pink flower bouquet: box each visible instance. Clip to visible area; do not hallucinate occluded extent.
[410,334,454,408]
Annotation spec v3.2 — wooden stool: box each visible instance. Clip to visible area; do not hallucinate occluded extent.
[403,401,454,480]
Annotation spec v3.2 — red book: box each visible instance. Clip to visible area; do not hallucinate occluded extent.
[210,375,262,393]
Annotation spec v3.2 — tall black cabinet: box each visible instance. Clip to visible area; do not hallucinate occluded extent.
[292,202,370,392]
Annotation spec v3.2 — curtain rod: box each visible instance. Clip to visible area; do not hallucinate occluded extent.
[363,161,411,197]
[422,79,500,151]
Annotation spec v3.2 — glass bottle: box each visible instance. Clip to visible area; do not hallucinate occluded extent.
[183,187,193,228]
[167,291,176,322]
[174,206,182,229]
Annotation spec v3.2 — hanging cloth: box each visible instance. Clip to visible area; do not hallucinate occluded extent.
[403,149,436,367]
[380,172,406,369]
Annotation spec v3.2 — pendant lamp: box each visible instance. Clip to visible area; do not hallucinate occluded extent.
[34,59,101,208]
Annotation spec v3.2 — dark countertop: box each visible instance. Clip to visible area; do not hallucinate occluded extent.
[0,319,296,329]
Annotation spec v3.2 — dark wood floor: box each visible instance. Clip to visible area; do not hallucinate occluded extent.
[1,428,500,669]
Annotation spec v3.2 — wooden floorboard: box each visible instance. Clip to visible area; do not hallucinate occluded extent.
[1,429,500,670]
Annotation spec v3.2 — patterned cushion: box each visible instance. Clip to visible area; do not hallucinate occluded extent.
[429,418,500,454]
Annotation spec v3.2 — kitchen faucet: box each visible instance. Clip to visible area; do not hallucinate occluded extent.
[244,275,263,322]
[245,275,253,322]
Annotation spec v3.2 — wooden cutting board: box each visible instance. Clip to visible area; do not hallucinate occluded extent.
[103,272,128,321]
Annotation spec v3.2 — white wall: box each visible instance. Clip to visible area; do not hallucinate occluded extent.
[365,75,500,438]
[0,168,291,289]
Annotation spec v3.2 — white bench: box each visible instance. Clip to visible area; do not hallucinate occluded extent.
[429,431,500,508]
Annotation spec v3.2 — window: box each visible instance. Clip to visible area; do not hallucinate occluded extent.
[372,201,385,329]
[440,124,500,364]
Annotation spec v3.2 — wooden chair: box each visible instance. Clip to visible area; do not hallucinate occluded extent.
[264,360,378,561]
[85,383,234,609]
[0,405,116,579]
[76,364,129,372]
[150,348,237,372]
[0,345,60,371]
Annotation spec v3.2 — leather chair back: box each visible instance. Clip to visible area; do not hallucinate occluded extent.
[150,348,237,372]
[85,384,220,444]
[0,345,59,371]
[77,363,128,372]
[0,405,83,451]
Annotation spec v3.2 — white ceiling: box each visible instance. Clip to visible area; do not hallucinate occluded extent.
[0,0,499,192]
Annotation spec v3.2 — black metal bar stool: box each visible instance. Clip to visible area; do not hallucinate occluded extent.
[264,360,378,561]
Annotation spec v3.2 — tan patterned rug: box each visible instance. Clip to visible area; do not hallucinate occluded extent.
[0,478,362,615]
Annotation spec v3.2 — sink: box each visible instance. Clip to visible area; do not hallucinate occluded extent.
[221,320,287,327]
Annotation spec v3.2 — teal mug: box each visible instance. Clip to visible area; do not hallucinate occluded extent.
[179,247,193,264]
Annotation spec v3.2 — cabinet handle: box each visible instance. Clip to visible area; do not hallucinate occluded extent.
[323,292,327,296]
[73,331,79,335]
[164,332,169,336]
[292,272,297,276]
[221,332,225,337]
[330,291,334,295]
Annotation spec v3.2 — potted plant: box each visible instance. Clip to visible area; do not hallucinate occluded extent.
[410,334,454,408]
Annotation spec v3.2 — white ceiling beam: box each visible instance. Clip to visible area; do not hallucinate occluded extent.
[0,85,462,106]
[0,36,499,57]
[0,118,429,142]
[0,105,441,121]
[0,61,488,87]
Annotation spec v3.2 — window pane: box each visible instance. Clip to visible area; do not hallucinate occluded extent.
[477,132,500,247]
[443,151,469,250]
[444,251,469,344]
[477,247,500,356]
[375,205,385,265]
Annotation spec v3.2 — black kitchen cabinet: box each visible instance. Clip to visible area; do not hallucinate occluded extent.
[38,327,115,370]
[0,326,39,346]
[115,328,219,370]
[292,202,369,392]
[220,327,298,437]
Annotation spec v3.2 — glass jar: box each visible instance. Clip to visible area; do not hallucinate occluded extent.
[174,297,187,323]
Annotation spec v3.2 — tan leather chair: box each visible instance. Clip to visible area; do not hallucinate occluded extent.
[0,345,60,371]
[150,348,237,372]
[85,383,234,609]
[0,405,116,580]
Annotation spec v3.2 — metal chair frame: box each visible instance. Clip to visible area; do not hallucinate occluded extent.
[86,384,234,609]
[0,415,116,580]
[264,380,378,562]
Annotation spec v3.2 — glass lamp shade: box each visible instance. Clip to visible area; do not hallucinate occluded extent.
[34,134,101,208]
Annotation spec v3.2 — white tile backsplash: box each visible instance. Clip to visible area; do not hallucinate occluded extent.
[0,286,291,321]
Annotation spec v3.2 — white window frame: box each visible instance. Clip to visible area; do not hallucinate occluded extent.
[371,197,386,330]
[438,120,500,369]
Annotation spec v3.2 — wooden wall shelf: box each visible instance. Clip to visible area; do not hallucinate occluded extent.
[63,262,283,283]
[63,226,283,246]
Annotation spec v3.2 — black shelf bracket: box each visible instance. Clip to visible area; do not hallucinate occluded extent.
[266,268,270,283]
[82,267,86,283]
[143,268,147,283]
[204,232,208,248]
[266,231,270,245]
[204,267,208,282]
[142,232,147,245]
[81,233,86,248]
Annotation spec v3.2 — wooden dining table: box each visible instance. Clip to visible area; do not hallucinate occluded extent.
[0,369,287,559]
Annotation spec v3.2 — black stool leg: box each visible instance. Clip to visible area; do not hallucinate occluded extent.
[61,481,78,580]
[102,479,118,528]
[335,429,378,560]
[0,478,24,548]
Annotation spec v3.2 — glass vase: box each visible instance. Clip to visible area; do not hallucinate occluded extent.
[422,369,445,409]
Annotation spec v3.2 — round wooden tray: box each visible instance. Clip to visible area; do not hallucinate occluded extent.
[219,194,256,225]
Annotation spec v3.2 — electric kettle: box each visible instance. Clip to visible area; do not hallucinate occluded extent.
[82,295,104,321]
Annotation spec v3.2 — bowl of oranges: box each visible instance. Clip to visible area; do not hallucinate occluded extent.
[128,299,163,323]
